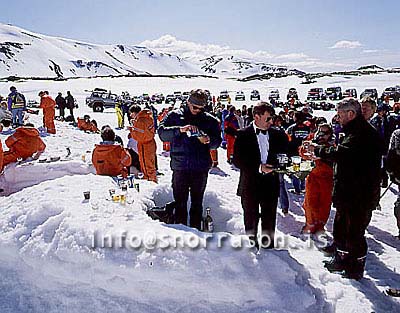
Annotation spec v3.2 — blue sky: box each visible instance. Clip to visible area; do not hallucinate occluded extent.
[2,0,400,71]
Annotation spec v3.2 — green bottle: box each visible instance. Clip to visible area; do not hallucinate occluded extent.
[203,207,214,232]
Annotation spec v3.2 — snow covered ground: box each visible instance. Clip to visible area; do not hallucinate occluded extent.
[0,74,399,313]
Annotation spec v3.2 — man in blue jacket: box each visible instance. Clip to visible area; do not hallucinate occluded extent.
[158,89,221,230]
[7,86,26,127]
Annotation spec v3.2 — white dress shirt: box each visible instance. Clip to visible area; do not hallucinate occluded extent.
[253,122,269,164]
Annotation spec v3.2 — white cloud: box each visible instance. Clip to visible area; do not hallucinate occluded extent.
[361,49,379,54]
[140,35,276,61]
[329,40,362,49]
[274,53,309,60]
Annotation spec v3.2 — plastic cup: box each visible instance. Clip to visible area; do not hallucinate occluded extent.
[83,191,90,200]
[291,156,301,171]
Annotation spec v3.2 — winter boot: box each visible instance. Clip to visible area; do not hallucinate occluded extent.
[342,256,366,280]
[319,243,336,257]
[324,250,349,273]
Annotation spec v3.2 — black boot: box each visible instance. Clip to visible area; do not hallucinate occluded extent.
[342,256,366,280]
[319,243,336,257]
[324,250,349,273]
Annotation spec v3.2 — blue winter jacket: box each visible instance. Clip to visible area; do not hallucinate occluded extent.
[158,106,221,170]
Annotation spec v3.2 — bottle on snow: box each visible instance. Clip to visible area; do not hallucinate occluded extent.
[203,207,214,232]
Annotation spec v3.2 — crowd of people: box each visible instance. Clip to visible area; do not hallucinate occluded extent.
[1,86,400,281]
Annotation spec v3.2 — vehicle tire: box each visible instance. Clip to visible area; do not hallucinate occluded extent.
[93,103,104,112]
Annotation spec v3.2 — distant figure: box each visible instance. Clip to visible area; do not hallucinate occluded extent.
[55,92,67,118]
[65,91,75,117]
[7,86,26,127]
[2,123,46,168]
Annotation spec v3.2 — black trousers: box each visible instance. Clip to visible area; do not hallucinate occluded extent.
[333,204,373,258]
[241,173,279,248]
[172,169,209,230]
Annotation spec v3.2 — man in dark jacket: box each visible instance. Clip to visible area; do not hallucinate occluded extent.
[158,89,221,230]
[65,91,75,117]
[233,102,288,249]
[286,111,311,194]
[55,92,66,119]
[308,98,383,279]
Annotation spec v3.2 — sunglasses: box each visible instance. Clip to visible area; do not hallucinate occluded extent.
[190,103,205,111]
[265,116,274,122]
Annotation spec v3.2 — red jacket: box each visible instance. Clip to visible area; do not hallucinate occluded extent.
[5,127,46,158]
[77,118,99,133]
[92,144,131,177]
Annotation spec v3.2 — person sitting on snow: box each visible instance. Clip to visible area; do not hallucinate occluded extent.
[0,101,12,125]
[92,126,131,177]
[77,115,99,133]
[2,123,46,168]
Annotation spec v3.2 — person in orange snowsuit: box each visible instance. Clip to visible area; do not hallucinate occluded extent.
[77,115,99,133]
[299,123,334,234]
[2,123,46,167]
[92,126,131,177]
[128,105,157,183]
[39,91,56,134]
[158,108,171,153]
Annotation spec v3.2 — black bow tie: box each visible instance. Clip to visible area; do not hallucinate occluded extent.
[256,128,267,135]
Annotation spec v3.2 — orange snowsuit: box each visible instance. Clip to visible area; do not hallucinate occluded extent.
[129,109,157,183]
[92,143,132,177]
[77,118,99,133]
[40,95,56,134]
[299,146,333,232]
[158,109,170,152]
[3,126,46,167]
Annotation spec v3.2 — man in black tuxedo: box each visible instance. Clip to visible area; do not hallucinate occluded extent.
[233,102,288,249]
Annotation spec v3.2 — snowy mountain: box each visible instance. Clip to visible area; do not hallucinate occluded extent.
[0,23,201,79]
[0,23,305,80]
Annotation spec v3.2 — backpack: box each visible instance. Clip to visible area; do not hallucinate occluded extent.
[12,93,25,109]
[146,201,176,224]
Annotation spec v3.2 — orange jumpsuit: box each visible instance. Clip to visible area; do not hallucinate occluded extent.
[299,146,333,233]
[40,95,56,134]
[77,118,99,133]
[3,126,46,167]
[158,109,170,152]
[129,109,157,183]
[92,144,131,177]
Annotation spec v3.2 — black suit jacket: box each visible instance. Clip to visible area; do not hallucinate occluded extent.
[233,125,288,197]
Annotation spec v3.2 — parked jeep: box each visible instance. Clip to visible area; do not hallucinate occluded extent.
[269,89,280,101]
[235,91,245,101]
[86,89,119,112]
[250,90,260,101]
[381,86,400,101]
[218,90,230,102]
[343,88,357,98]
[326,87,343,100]
[165,94,176,105]
[307,88,326,100]
[286,88,299,100]
[360,88,378,100]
